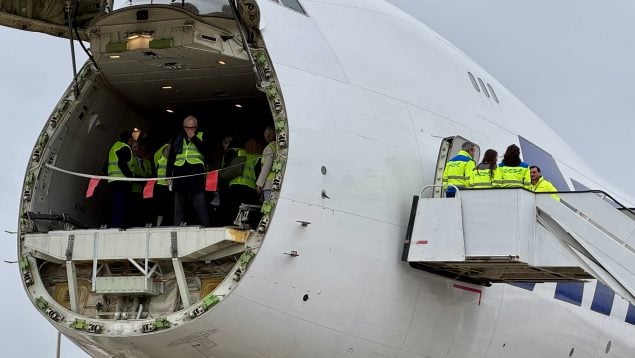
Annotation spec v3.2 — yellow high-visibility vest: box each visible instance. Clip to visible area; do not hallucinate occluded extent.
[107,141,134,183]
[131,157,152,193]
[174,132,204,166]
[493,162,531,189]
[154,144,169,186]
[230,148,259,189]
[471,167,498,189]
[442,150,475,191]
[532,177,560,201]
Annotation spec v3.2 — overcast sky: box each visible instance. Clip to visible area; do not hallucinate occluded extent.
[1,1,633,357]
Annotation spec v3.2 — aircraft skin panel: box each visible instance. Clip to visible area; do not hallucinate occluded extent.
[604,311,635,356]
[255,1,347,82]
[19,0,635,357]
[303,1,474,126]
[491,284,601,357]
[272,66,422,225]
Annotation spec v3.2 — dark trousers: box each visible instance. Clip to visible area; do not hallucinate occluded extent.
[129,191,143,227]
[174,191,210,227]
[154,184,173,226]
[110,181,130,228]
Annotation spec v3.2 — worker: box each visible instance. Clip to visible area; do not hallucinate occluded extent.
[167,115,210,227]
[107,130,135,228]
[530,165,560,201]
[256,126,277,201]
[471,149,498,189]
[494,144,531,189]
[442,141,476,197]
[153,142,172,226]
[130,141,153,226]
[227,139,262,225]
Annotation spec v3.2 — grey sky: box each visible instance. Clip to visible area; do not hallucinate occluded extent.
[1,1,633,357]
[0,31,89,357]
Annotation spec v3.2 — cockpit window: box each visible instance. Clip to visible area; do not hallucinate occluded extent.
[112,0,234,18]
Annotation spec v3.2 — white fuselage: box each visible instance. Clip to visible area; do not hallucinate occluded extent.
[29,0,635,357]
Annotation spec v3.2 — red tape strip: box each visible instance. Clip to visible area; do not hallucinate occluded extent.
[453,283,482,305]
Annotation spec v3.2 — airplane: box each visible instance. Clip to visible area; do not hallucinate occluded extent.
[1,0,635,357]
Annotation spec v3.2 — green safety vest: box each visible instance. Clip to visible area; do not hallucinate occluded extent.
[154,144,169,186]
[532,177,560,201]
[107,141,134,183]
[131,157,152,193]
[442,150,475,190]
[174,132,204,166]
[265,141,277,181]
[471,167,497,189]
[230,148,259,189]
[493,163,531,189]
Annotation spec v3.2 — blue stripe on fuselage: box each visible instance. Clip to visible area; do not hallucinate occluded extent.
[590,282,615,316]
[554,282,584,306]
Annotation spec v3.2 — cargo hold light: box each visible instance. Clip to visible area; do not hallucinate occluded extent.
[127,32,154,50]
[166,109,174,113]
[161,86,173,90]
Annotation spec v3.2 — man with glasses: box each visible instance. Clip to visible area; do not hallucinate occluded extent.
[167,115,210,226]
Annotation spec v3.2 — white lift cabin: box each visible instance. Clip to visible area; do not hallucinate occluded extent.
[403,188,635,304]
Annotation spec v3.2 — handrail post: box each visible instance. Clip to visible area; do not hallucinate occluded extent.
[145,229,150,291]
[91,231,98,292]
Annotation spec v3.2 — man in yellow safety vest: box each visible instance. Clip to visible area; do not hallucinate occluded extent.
[530,165,560,201]
[442,142,476,197]
[167,115,210,226]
